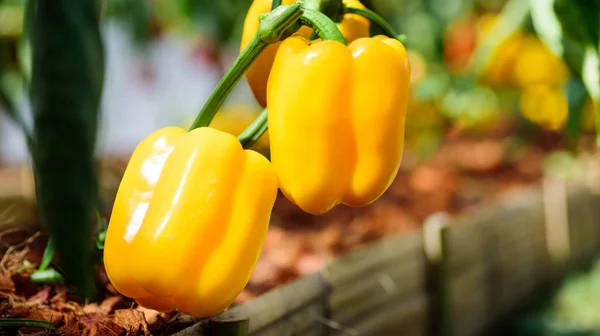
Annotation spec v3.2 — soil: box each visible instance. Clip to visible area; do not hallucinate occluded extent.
[0,125,576,335]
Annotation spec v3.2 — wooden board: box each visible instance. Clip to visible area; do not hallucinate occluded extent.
[446,186,546,277]
[173,178,600,336]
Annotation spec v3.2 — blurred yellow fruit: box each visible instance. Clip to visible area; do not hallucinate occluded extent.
[476,13,525,87]
[519,85,568,131]
[513,36,570,88]
[407,49,428,85]
[184,104,270,153]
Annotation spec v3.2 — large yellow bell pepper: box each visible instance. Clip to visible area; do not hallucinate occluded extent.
[103,126,278,317]
[241,0,370,107]
[267,36,410,215]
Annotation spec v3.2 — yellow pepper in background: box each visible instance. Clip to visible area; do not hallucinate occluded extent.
[241,0,370,107]
[519,85,568,131]
[476,13,525,87]
[104,127,278,317]
[267,36,410,215]
[513,36,570,89]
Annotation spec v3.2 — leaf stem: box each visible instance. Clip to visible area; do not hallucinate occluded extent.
[238,109,268,149]
[188,3,303,131]
[344,7,406,42]
[300,8,346,44]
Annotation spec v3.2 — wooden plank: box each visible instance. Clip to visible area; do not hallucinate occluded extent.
[445,216,484,275]
[321,232,422,288]
[447,216,545,277]
[330,259,424,325]
[449,235,545,317]
[446,187,545,276]
[233,272,329,334]
[337,293,428,336]
[246,300,328,336]
[451,302,488,336]
[566,185,598,266]
[173,272,329,336]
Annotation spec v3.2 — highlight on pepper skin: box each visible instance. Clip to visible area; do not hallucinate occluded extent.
[103,127,279,317]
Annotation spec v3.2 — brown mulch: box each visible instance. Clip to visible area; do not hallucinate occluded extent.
[0,126,573,335]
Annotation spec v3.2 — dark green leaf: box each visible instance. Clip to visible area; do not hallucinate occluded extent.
[30,268,66,284]
[38,237,55,271]
[565,76,588,147]
[530,0,600,144]
[0,318,57,331]
[28,0,104,299]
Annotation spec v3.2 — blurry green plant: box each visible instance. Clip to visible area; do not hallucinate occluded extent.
[27,0,105,299]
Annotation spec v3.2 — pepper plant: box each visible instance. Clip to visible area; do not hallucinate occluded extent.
[103,0,411,317]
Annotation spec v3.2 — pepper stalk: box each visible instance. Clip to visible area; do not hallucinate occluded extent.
[188,3,303,131]
[237,8,348,149]
[344,6,407,42]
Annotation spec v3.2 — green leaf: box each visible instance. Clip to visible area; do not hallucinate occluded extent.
[0,318,57,331]
[30,268,66,284]
[28,0,104,299]
[529,0,600,145]
[38,237,55,271]
[565,77,588,147]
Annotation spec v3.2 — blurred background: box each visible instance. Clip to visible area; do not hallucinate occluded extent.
[1,0,600,334]
[0,0,594,164]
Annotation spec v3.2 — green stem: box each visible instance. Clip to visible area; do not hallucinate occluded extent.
[271,0,282,10]
[305,0,345,22]
[300,8,346,44]
[344,7,406,42]
[238,109,268,149]
[0,318,57,331]
[188,3,303,131]
[188,38,266,130]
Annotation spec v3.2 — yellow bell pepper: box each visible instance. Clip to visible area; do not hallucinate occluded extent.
[241,0,370,107]
[519,85,568,131]
[513,36,570,88]
[103,126,278,317]
[267,35,410,215]
[476,14,526,87]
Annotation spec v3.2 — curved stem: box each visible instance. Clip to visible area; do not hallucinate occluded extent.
[300,8,346,44]
[189,3,303,130]
[238,109,268,149]
[345,7,406,42]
